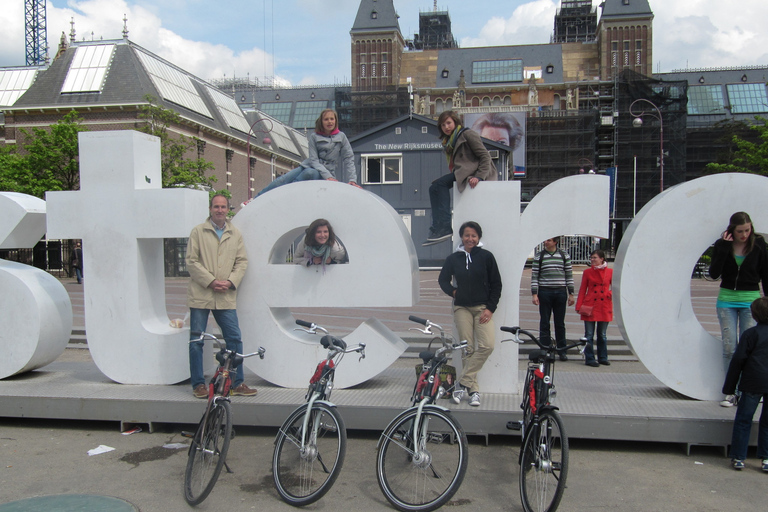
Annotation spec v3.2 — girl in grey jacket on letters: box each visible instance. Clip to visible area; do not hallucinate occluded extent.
[256,109,359,196]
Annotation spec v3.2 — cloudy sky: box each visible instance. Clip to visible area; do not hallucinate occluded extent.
[1,0,767,85]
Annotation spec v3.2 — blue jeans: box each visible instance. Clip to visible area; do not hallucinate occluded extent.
[256,165,322,197]
[428,172,456,231]
[189,308,244,389]
[538,287,568,354]
[729,391,768,461]
[717,307,755,373]
[584,321,609,363]
[75,267,83,284]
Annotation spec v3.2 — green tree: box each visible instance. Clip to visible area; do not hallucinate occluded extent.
[138,96,217,189]
[0,111,87,197]
[704,116,768,175]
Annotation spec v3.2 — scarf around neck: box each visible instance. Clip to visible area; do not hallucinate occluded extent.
[442,125,463,170]
[305,243,333,273]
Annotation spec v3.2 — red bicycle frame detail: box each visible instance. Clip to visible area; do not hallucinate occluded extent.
[527,367,545,414]
[310,360,335,384]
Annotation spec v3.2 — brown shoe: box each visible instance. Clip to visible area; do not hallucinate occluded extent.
[231,383,258,397]
[193,384,208,399]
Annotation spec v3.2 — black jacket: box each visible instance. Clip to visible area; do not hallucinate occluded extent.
[722,323,768,395]
[709,236,768,293]
[438,245,502,312]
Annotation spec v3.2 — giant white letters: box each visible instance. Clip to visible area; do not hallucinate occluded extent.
[614,173,768,400]
[233,181,417,388]
[0,193,72,379]
[452,175,610,393]
[46,131,209,385]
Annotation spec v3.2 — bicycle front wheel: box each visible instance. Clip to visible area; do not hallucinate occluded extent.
[272,403,346,506]
[519,409,569,512]
[377,407,468,512]
[184,400,232,506]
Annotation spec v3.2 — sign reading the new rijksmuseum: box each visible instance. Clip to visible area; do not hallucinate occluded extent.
[1,130,766,401]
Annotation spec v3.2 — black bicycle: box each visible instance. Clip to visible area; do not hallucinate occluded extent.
[376,315,469,512]
[183,332,266,506]
[501,326,586,512]
[272,320,365,506]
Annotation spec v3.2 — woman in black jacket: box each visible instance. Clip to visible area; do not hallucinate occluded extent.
[709,211,768,406]
[438,221,502,407]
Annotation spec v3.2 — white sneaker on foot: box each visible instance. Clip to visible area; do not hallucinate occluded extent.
[469,392,481,407]
[451,387,465,404]
[720,395,737,407]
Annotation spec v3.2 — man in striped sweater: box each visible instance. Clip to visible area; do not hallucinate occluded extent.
[531,237,575,360]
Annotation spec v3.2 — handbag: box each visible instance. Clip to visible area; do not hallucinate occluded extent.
[579,304,594,316]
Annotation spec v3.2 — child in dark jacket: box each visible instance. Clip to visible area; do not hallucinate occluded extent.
[722,296,768,471]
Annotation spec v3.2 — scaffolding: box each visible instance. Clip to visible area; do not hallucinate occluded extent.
[408,9,458,50]
[552,1,597,43]
[614,69,688,219]
[523,110,599,201]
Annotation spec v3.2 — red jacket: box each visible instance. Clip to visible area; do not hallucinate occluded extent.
[575,266,613,322]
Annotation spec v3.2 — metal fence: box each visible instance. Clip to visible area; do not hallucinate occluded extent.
[533,235,604,266]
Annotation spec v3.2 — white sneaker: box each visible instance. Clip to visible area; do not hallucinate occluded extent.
[469,392,481,407]
[451,387,465,404]
[719,395,736,407]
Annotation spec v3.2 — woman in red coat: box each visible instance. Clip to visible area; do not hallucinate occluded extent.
[575,250,613,367]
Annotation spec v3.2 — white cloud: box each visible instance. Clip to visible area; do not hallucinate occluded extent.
[460,0,557,48]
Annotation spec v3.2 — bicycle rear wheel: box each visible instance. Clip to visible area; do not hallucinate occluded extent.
[184,400,232,506]
[272,403,346,506]
[519,409,568,512]
[377,407,468,512]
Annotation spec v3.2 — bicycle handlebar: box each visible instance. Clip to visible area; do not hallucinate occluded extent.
[189,332,266,359]
[500,326,586,354]
[295,320,366,360]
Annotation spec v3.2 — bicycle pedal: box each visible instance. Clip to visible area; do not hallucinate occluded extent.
[180,431,195,438]
[427,432,444,444]
[506,420,522,431]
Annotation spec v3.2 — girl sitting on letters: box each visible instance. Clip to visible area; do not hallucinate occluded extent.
[256,109,359,196]
[294,219,347,269]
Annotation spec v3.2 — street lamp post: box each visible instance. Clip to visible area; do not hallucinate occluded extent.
[246,118,274,200]
[577,157,595,174]
[630,98,664,193]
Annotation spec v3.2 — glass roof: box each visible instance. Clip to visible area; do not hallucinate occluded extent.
[61,44,115,93]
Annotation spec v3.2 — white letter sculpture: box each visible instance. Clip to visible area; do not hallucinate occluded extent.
[46,131,208,385]
[452,175,610,393]
[0,192,72,379]
[233,181,417,388]
[614,173,768,401]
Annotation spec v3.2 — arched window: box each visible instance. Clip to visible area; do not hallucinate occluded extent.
[435,98,444,114]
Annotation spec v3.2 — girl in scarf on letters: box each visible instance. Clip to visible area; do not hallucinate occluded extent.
[576,249,613,367]
[423,111,497,245]
[294,219,347,270]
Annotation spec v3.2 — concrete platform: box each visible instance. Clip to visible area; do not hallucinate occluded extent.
[2,269,758,452]
[0,354,754,454]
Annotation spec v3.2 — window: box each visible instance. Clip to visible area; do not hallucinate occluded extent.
[636,51,642,65]
[62,44,115,93]
[471,60,523,84]
[260,102,292,124]
[636,40,642,50]
[726,83,768,114]
[293,100,327,129]
[362,154,402,184]
[687,85,726,114]
[361,63,366,78]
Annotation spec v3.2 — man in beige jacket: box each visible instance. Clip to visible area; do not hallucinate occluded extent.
[186,194,256,398]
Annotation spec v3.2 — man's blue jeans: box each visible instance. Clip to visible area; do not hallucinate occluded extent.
[189,308,244,389]
[428,172,456,231]
[583,321,609,363]
[717,306,755,373]
[729,391,768,461]
[256,165,321,197]
[538,287,568,355]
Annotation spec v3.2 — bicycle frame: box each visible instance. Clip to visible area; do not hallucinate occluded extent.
[289,321,365,457]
